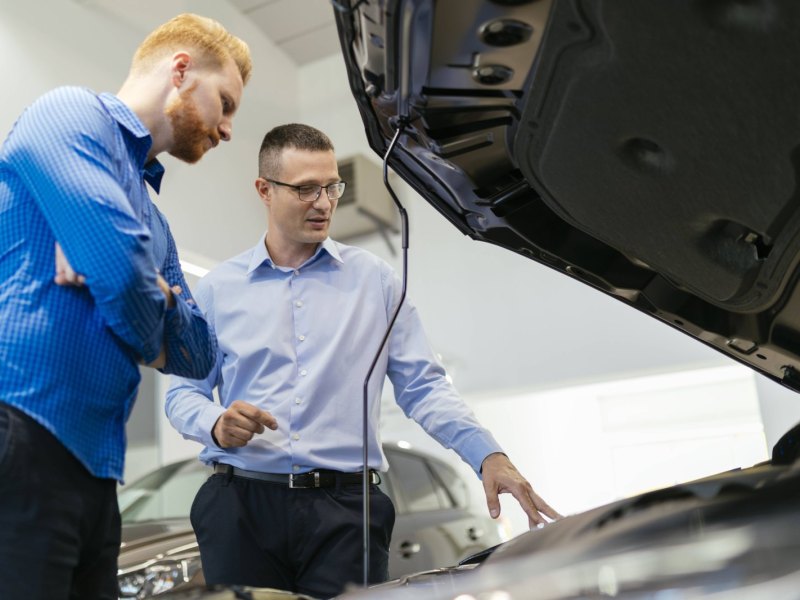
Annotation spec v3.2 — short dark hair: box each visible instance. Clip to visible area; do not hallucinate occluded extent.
[258,124,335,178]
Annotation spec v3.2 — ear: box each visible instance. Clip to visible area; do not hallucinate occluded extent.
[170,52,192,88]
[255,178,271,208]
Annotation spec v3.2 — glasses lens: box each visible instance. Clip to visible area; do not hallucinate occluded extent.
[296,185,321,202]
[327,182,346,200]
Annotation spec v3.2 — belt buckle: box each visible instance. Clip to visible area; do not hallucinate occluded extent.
[289,471,320,489]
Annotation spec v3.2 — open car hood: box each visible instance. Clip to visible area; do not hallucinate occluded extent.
[334,0,800,391]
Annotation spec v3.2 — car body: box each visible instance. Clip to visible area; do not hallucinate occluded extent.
[334,0,800,390]
[116,444,505,598]
[330,0,800,597]
[337,451,800,599]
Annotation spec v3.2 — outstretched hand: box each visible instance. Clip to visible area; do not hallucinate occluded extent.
[481,452,563,528]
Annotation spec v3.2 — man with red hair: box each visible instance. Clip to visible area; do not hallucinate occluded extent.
[0,13,250,599]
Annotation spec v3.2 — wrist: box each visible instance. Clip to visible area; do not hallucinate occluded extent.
[480,451,507,473]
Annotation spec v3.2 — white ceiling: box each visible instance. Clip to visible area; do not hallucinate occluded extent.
[77,0,343,67]
[228,0,342,66]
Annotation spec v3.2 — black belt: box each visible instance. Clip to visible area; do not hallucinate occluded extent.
[213,463,380,488]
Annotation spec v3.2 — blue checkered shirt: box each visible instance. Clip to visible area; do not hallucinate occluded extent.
[0,87,216,481]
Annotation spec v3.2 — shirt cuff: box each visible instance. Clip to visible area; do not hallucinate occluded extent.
[196,402,226,449]
[159,296,215,379]
[458,430,505,478]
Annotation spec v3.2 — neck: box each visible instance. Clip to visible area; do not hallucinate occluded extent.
[265,236,320,269]
[116,74,172,162]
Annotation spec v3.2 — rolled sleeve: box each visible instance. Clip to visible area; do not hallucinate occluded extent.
[159,297,217,379]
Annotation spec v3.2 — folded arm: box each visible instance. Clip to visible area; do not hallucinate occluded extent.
[8,88,166,362]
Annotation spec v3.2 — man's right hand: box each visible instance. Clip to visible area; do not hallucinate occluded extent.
[212,400,278,448]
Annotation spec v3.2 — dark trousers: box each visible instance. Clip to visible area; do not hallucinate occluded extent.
[191,470,396,599]
[0,403,121,600]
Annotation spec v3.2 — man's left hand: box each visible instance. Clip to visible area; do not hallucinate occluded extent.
[481,452,563,528]
[54,242,85,286]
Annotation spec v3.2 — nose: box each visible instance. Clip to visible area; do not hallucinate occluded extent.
[218,118,232,142]
[311,191,333,210]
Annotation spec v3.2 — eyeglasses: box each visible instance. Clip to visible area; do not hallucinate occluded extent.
[263,178,347,203]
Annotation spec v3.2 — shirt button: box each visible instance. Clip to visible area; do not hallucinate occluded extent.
[292,433,300,441]
[295,398,301,405]
[293,270,300,277]
[295,300,303,308]
[298,335,306,342]
[293,465,300,472]
[300,369,307,376]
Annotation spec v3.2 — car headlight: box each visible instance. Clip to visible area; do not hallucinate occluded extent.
[118,557,201,598]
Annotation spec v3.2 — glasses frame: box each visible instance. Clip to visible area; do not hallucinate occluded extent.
[263,178,347,203]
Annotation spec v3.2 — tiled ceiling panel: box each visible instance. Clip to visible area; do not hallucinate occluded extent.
[229,0,341,66]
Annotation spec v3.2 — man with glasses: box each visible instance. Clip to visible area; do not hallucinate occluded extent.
[166,123,561,598]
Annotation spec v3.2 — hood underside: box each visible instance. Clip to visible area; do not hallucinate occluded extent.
[334,0,800,391]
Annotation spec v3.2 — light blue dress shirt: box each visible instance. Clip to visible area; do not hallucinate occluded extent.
[166,235,502,476]
[0,87,216,480]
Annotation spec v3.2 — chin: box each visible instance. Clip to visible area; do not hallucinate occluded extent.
[170,149,205,165]
[303,231,328,244]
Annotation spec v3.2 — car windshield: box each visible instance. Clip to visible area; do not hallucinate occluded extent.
[118,460,210,524]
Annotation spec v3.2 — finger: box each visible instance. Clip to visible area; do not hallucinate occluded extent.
[531,492,564,521]
[527,510,545,528]
[55,261,77,282]
[55,245,72,277]
[54,271,84,286]
[171,285,183,296]
[483,480,501,519]
[228,425,256,443]
[512,489,547,527]
[224,411,265,435]
[232,401,277,430]
[55,244,85,287]
[256,410,278,430]
[218,422,256,447]
[220,432,248,448]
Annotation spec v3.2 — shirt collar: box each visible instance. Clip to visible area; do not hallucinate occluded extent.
[142,160,165,193]
[246,235,343,274]
[97,92,165,193]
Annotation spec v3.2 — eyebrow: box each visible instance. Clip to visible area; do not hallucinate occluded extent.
[292,179,342,187]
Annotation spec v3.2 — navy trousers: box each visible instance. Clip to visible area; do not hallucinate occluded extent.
[0,403,120,600]
[191,469,395,599]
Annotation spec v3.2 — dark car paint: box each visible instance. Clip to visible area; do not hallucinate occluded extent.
[337,460,800,598]
[333,0,800,394]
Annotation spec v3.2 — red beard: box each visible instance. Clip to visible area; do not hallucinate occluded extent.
[166,83,220,164]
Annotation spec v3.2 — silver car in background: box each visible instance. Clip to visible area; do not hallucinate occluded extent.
[116,444,505,598]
